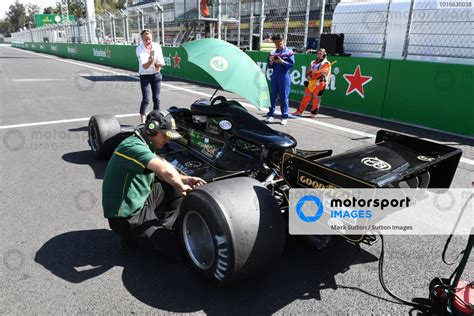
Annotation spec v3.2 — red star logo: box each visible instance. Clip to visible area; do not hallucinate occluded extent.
[173,52,181,69]
[343,65,373,98]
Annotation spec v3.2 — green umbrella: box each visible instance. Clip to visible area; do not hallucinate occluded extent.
[181,39,270,109]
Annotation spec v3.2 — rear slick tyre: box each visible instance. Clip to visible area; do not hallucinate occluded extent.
[180,177,285,284]
[88,115,121,159]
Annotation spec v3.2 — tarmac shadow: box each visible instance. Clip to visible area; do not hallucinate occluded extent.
[35,230,379,314]
[62,150,108,179]
[62,126,107,179]
[34,229,121,283]
[121,236,380,315]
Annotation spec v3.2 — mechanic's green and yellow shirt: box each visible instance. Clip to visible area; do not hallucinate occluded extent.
[102,134,157,218]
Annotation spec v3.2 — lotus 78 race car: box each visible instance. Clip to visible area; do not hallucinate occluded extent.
[88,96,462,284]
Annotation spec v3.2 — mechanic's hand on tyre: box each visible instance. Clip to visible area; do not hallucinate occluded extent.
[187,176,207,188]
[179,177,206,196]
[180,184,193,196]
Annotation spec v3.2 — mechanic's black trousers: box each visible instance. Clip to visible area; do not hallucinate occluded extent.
[108,180,183,257]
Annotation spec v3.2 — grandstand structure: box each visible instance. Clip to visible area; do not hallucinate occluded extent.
[122,0,341,50]
[11,0,340,51]
[10,0,473,62]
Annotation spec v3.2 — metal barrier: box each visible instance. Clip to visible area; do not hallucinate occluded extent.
[11,0,334,51]
[405,1,473,60]
[10,0,473,62]
[331,0,473,62]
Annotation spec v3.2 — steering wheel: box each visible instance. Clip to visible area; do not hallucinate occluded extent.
[211,96,227,106]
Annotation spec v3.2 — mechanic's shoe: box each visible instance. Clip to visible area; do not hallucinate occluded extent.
[265,116,274,123]
[292,111,303,116]
[280,119,288,125]
[310,113,317,119]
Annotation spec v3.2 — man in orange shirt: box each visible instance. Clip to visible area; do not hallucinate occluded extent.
[201,0,210,17]
[293,48,331,118]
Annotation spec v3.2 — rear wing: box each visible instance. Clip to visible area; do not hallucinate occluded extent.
[282,130,462,189]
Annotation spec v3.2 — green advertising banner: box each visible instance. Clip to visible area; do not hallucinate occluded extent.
[34,14,75,27]
[19,42,218,85]
[14,42,473,136]
[383,60,474,136]
[161,47,218,86]
[247,51,389,116]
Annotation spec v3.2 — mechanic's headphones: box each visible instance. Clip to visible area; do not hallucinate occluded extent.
[145,120,160,136]
[144,110,169,136]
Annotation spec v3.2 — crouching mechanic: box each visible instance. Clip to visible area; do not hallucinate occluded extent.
[102,110,206,261]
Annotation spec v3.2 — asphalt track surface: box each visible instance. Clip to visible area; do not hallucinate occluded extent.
[0,44,472,315]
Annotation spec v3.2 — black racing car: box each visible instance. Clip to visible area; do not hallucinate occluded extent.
[88,96,462,284]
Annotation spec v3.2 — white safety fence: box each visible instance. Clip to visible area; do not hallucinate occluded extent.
[331,0,473,62]
[11,0,473,62]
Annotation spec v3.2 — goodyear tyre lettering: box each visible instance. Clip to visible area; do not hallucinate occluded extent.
[214,235,229,281]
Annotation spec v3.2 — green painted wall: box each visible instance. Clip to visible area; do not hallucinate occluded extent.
[161,46,217,85]
[383,60,474,136]
[18,42,219,86]
[13,42,473,136]
[247,51,389,117]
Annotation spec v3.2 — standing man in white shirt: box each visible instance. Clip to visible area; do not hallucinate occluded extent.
[136,29,166,123]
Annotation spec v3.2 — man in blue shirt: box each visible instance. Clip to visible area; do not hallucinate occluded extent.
[265,34,295,125]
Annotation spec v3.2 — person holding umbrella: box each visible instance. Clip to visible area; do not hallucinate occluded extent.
[265,34,295,125]
[136,29,166,124]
